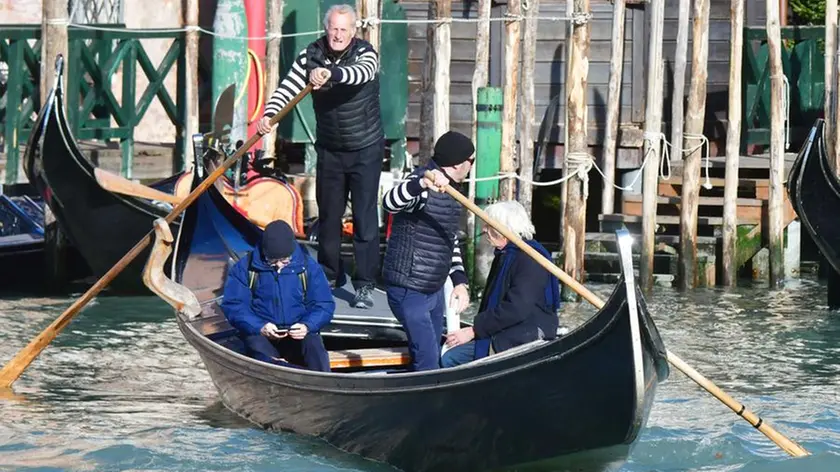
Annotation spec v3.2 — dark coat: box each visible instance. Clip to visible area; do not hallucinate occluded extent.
[220,244,335,336]
[473,241,560,354]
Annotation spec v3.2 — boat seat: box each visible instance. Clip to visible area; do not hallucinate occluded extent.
[328,347,411,369]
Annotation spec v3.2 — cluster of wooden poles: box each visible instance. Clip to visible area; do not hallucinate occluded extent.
[410,0,840,294]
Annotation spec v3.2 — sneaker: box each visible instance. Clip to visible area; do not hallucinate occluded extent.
[352,284,375,309]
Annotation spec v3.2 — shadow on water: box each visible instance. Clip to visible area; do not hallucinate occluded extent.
[1,275,840,471]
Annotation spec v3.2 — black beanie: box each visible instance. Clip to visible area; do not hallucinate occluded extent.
[261,220,296,260]
[432,131,475,167]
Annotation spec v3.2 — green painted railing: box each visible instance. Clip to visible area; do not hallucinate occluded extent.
[0,25,187,184]
[743,25,825,149]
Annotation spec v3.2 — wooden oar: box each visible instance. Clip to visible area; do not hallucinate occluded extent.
[427,171,810,458]
[93,168,183,205]
[0,84,313,389]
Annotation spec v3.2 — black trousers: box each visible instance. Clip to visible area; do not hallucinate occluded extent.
[315,139,383,288]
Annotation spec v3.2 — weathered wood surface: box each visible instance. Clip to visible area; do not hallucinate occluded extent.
[722,0,745,287]
[562,0,590,302]
[601,0,626,214]
[519,0,540,215]
[766,0,785,286]
[401,0,769,156]
[500,0,521,202]
[670,0,690,163]
[825,0,837,171]
[640,0,666,293]
[41,0,69,109]
[183,0,200,171]
[433,0,452,146]
[678,0,710,290]
[263,0,284,159]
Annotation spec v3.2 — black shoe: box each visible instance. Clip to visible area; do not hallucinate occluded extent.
[352,284,375,309]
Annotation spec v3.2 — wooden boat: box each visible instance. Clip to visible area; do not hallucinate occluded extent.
[22,58,188,292]
[142,161,670,471]
[0,194,45,288]
[786,119,840,307]
[23,57,304,293]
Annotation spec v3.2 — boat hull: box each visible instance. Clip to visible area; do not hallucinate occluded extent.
[181,290,663,472]
[23,61,182,293]
[787,120,840,274]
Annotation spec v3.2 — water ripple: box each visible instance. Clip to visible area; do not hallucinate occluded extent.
[2,277,840,471]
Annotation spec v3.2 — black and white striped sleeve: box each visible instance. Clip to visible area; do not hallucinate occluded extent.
[382,174,427,214]
[263,48,309,118]
[329,47,379,85]
[449,235,468,287]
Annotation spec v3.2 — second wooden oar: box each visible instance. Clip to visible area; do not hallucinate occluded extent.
[427,170,810,458]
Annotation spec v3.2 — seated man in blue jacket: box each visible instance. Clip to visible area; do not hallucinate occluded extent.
[220,220,335,372]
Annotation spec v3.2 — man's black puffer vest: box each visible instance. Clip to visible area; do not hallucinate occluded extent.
[382,166,463,293]
[305,37,383,151]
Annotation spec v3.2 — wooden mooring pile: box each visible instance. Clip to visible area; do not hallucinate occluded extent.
[417,0,840,298]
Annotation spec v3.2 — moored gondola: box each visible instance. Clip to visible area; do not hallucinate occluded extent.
[142,159,669,471]
[22,57,188,293]
[23,57,305,293]
[0,194,46,288]
[786,120,840,274]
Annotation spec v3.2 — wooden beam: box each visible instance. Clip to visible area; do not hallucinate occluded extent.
[670,0,690,163]
[263,0,284,161]
[519,0,540,216]
[40,0,69,110]
[601,0,626,215]
[766,0,785,286]
[500,0,522,201]
[679,0,711,290]
[433,0,452,145]
[468,0,493,286]
[722,0,745,287]
[562,0,590,302]
[826,0,837,172]
[183,0,200,172]
[418,2,436,163]
[640,0,666,293]
[360,0,382,52]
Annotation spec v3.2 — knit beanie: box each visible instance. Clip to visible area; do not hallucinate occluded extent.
[261,220,297,260]
[431,131,475,167]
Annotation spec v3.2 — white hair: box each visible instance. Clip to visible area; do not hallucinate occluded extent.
[323,4,358,29]
[484,200,535,240]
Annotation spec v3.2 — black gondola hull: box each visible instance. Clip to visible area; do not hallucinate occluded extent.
[786,120,840,274]
[181,292,661,472]
[22,61,181,293]
[169,185,668,472]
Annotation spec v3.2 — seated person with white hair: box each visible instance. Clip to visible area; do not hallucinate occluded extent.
[441,200,561,368]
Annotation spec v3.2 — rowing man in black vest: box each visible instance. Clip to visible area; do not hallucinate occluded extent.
[381,131,475,371]
[258,4,383,310]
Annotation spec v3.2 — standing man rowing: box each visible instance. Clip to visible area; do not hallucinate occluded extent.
[258,4,383,310]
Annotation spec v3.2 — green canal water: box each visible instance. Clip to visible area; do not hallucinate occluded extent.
[1,277,839,471]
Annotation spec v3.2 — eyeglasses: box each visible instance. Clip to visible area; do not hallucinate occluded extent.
[268,257,292,266]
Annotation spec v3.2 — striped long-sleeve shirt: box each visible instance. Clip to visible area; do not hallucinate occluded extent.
[383,174,469,287]
[263,41,380,118]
